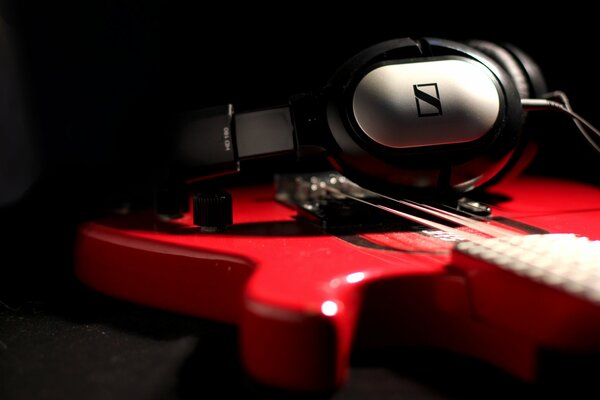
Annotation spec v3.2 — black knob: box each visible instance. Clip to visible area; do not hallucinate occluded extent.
[193,190,233,231]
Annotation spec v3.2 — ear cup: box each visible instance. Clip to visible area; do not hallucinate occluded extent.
[465,39,548,187]
[315,37,529,194]
[467,40,534,98]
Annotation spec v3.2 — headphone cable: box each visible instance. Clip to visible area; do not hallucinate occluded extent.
[521,91,600,154]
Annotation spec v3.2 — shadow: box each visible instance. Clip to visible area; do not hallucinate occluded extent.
[468,190,513,205]
[340,347,600,400]
[344,347,533,400]
[175,326,252,399]
[0,282,334,400]
[179,220,326,237]
[5,279,600,400]
[97,212,326,238]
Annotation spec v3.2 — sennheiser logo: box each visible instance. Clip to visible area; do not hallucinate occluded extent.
[413,83,443,117]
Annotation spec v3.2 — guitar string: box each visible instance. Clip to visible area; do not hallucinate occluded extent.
[324,186,484,242]
[357,186,521,238]
[324,185,521,240]
[398,199,520,237]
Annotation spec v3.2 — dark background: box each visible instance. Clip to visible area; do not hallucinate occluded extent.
[1,2,599,399]
[2,2,599,204]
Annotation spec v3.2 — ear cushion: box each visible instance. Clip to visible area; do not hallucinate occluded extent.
[502,43,548,98]
[465,39,548,189]
[467,39,532,98]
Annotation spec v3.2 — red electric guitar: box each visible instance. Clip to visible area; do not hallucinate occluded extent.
[74,172,600,393]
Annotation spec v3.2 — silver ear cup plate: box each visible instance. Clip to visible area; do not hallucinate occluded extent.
[352,59,501,148]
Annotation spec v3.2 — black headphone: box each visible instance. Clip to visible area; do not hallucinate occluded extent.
[173,37,548,194]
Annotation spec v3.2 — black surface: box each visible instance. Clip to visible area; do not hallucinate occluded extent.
[2,284,600,400]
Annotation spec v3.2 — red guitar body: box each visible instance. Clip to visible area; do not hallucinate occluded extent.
[74,175,600,392]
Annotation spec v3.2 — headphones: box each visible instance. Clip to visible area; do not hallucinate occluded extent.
[174,37,549,194]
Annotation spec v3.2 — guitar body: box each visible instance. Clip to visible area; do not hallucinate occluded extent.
[74,175,600,392]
